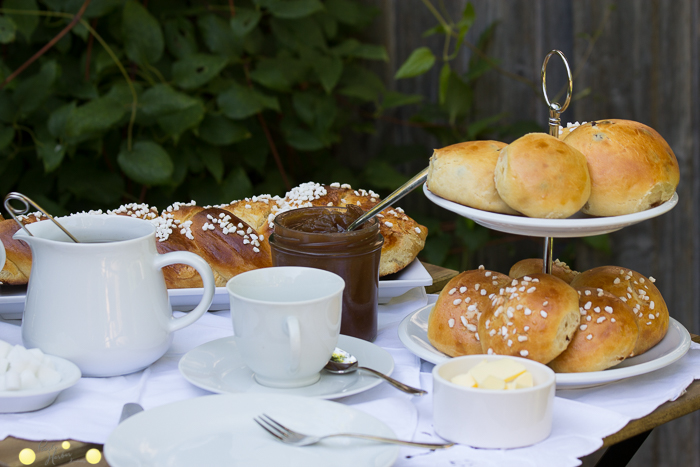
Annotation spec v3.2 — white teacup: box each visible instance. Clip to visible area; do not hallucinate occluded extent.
[227,267,345,388]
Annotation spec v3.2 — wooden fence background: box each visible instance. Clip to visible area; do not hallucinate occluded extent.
[363,1,700,465]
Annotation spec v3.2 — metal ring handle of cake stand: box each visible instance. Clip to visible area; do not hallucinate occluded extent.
[3,192,80,242]
[540,49,573,274]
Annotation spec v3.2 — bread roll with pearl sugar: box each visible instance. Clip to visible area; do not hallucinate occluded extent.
[494,133,591,218]
[427,267,511,357]
[563,120,680,217]
[0,212,45,285]
[570,266,668,355]
[509,258,579,284]
[478,273,580,364]
[548,287,639,373]
[427,141,518,214]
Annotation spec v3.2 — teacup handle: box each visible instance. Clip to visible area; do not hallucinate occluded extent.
[286,316,301,373]
[153,251,216,333]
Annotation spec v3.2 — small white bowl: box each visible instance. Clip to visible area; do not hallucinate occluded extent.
[0,355,82,413]
[432,355,555,449]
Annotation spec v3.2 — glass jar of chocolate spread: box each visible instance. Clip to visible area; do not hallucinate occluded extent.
[269,205,383,342]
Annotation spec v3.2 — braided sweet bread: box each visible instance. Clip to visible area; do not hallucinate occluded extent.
[0,182,428,288]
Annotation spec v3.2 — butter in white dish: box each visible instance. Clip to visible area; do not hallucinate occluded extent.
[451,358,533,390]
[0,341,62,391]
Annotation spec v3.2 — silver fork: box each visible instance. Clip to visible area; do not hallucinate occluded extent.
[254,414,455,449]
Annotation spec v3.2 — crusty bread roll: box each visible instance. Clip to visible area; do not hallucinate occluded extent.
[0,213,43,285]
[426,141,518,215]
[427,267,511,357]
[548,287,639,373]
[509,258,579,284]
[478,273,580,364]
[563,119,680,217]
[494,133,591,218]
[570,266,669,355]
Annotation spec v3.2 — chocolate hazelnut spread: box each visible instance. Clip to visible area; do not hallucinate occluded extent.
[269,206,383,341]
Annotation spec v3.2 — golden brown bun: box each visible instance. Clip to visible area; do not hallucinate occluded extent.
[548,287,639,373]
[426,141,517,215]
[570,266,669,355]
[509,258,579,284]
[0,213,45,285]
[155,203,272,288]
[478,273,580,364]
[271,183,428,277]
[427,268,511,357]
[494,133,591,218]
[563,119,680,216]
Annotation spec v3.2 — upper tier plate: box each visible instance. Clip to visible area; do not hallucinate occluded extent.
[423,184,678,238]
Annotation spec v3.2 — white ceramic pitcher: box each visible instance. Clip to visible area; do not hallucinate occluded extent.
[16,214,215,377]
[0,238,5,274]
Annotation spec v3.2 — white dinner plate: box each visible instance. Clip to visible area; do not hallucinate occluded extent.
[179,334,394,399]
[0,259,432,318]
[424,184,679,238]
[399,304,691,389]
[104,393,399,467]
[0,355,81,413]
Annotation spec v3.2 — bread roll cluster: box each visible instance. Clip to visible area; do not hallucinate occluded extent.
[427,262,669,373]
[427,119,679,218]
[0,182,428,288]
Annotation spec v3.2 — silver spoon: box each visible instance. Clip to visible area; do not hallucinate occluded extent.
[324,348,427,396]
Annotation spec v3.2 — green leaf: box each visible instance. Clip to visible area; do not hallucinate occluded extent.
[0,91,16,123]
[583,234,611,255]
[122,0,164,66]
[454,2,476,53]
[58,160,124,205]
[271,17,325,52]
[140,84,198,116]
[0,125,14,150]
[172,54,228,90]
[438,63,450,105]
[117,140,173,186]
[312,54,342,93]
[338,84,377,102]
[36,140,65,172]
[292,91,336,131]
[5,0,38,42]
[0,17,17,44]
[325,0,361,26]
[249,57,305,92]
[395,47,436,79]
[217,82,263,120]
[230,8,262,37]
[442,71,472,124]
[281,124,324,151]
[163,17,198,59]
[47,101,76,138]
[222,166,253,201]
[382,91,423,109]
[258,0,324,19]
[156,101,205,140]
[235,125,269,174]
[64,84,130,138]
[199,145,224,183]
[13,60,58,117]
[315,12,337,39]
[362,160,407,190]
[466,113,506,140]
[197,114,250,146]
[198,14,242,59]
[349,44,388,61]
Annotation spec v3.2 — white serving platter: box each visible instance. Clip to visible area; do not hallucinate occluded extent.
[0,259,433,319]
[398,304,691,390]
[424,184,678,238]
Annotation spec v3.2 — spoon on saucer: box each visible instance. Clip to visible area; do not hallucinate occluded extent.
[324,348,427,396]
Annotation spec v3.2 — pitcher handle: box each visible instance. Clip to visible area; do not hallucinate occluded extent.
[153,251,216,333]
[0,239,5,273]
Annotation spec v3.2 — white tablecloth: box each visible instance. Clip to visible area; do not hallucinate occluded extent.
[1,288,699,467]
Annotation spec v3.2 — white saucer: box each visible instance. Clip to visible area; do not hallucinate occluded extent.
[399,304,691,389]
[179,334,394,399]
[0,355,81,413]
[424,184,679,238]
[104,393,399,467]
